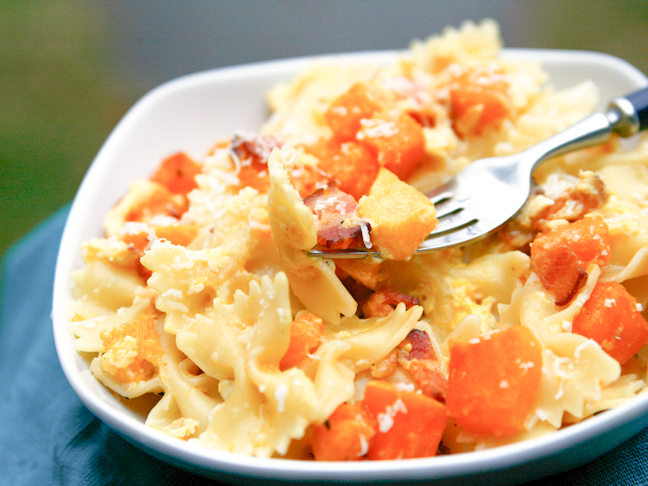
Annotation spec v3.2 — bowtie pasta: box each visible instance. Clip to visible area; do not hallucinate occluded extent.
[70,19,648,460]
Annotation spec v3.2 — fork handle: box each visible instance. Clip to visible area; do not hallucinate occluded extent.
[524,87,648,172]
[609,86,648,136]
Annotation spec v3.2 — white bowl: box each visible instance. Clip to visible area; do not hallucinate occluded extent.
[53,48,648,484]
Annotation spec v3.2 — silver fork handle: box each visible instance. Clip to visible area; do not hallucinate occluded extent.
[522,86,648,173]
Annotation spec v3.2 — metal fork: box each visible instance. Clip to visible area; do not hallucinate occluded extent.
[309,87,648,259]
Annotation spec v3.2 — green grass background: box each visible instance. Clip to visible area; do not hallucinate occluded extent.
[0,0,134,261]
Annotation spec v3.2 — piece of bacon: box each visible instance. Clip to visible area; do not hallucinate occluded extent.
[402,329,435,360]
[382,76,437,128]
[369,349,399,379]
[230,132,283,166]
[531,173,607,232]
[398,330,448,402]
[407,108,437,128]
[303,182,370,250]
[362,286,420,318]
[227,133,284,193]
[368,329,448,402]
[554,265,588,307]
[404,361,448,403]
[501,172,609,249]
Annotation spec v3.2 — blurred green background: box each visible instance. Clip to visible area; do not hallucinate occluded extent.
[1,0,647,262]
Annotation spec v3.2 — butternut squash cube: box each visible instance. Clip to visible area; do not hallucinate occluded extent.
[357,168,437,261]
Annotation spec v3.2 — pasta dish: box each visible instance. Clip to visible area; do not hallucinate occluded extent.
[69,20,648,461]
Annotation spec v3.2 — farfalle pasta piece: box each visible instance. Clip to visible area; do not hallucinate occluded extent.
[147,318,222,436]
[455,251,530,310]
[267,145,357,323]
[598,197,648,270]
[598,198,648,284]
[530,332,620,428]
[581,373,646,419]
[71,259,147,318]
[572,136,648,188]
[80,236,143,270]
[140,187,279,334]
[602,246,648,283]
[498,265,601,341]
[243,276,338,455]
[88,312,165,399]
[141,242,243,334]
[185,182,272,253]
[71,286,156,353]
[329,304,423,372]
[182,273,349,456]
[90,356,163,399]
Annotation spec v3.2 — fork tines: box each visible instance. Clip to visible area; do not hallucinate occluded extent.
[416,190,481,252]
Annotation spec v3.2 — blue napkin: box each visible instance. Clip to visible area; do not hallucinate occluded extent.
[1,206,648,485]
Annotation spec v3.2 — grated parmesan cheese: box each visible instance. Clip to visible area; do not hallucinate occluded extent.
[357,118,398,139]
[377,398,408,433]
[360,222,372,249]
[274,383,289,413]
[358,435,369,457]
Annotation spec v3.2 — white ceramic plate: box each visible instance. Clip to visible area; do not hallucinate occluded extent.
[53,49,648,484]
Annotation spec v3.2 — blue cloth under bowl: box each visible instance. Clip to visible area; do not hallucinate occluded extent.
[1,206,648,485]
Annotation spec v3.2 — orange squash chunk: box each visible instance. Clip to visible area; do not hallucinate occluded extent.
[151,152,201,195]
[357,113,426,180]
[125,182,188,223]
[324,82,384,142]
[335,257,385,290]
[230,134,284,193]
[531,215,611,305]
[236,166,271,193]
[279,312,324,370]
[449,66,512,137]
[290,163,329,199]
[120,232,150,252]
[362,381,447,460]
[357,168,438,261]
[573,281,648,364]
[154,225,199,247]
[312,402,377,461]
[446,326,542,437]
[100,313,163,384]
[305,139,380,200]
